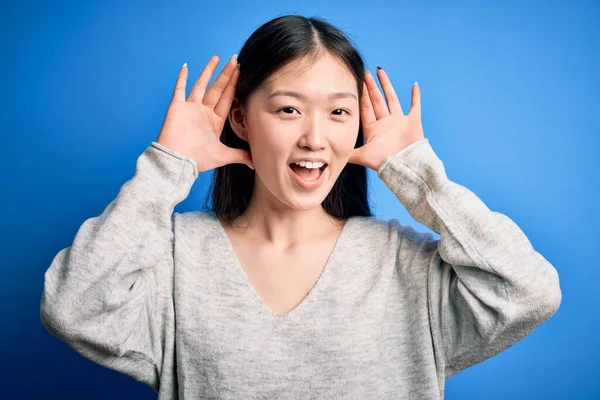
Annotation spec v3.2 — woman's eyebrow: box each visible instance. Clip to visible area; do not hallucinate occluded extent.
[267,90,357,101]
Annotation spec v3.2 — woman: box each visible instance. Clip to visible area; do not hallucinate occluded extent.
[40,14,562,399]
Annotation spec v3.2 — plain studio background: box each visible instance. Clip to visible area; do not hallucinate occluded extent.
[1,0,598,398]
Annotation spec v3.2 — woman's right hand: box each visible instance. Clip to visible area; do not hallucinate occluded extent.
[156,54,253,173]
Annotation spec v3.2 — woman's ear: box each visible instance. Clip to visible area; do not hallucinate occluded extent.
[228,98,248,142]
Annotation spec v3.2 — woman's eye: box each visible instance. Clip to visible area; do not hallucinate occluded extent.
[278,107,299,114]
[333,109,350,116]
[277,107,350,116]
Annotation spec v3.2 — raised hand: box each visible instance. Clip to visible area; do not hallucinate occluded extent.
[349,68,425,171]
[156,54,254,173]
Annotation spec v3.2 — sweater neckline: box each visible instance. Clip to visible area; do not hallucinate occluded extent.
[214,216,354,323]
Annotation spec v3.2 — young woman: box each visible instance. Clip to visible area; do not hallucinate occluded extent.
[40,14,562,399]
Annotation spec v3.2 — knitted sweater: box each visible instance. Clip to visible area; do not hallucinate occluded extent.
[40,138,562,399]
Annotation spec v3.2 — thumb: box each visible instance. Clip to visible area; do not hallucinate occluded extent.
[348,147,365,166]
[220,145,254,169]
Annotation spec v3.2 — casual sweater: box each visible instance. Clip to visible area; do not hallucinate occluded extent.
[40,138,562,399]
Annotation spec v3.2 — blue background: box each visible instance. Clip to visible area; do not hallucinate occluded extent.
[2,0,598,398]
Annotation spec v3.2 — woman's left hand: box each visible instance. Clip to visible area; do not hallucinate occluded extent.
[349,68,425,171]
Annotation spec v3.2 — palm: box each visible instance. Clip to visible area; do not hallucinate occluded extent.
[350,68,424,171]
[162,103,218,140]
[362,113,423,166]
[157,55,253,173]
[192,100,227,137]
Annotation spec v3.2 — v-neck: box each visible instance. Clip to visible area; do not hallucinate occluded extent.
[214,215,353,323]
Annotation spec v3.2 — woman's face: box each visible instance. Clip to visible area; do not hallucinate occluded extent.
[233,52,361,212]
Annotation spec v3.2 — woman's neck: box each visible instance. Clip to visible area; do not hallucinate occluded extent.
[227,203,344,249]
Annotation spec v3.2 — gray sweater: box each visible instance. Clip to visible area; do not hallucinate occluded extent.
[40,138,562,399]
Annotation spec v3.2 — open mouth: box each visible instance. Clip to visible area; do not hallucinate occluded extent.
[288,162,328,183]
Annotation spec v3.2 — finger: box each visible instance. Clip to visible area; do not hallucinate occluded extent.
[204,54,238,109]
[409,82,421,118]
[365,69,389,119]
[377,68,403,115]
[171,63,188,103]
[214,65,240,119]
[348,147,365,166]
[360,80,376,126]
[188,55,220,103]
[219,145,254,169]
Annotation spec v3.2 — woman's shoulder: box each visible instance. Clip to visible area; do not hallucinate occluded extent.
[350,215,436,247]
[174,209,218,221]
[172,210,221,237]
[170,212,436,247]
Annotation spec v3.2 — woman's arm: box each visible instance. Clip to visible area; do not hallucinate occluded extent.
[378,138,561,378]
[40,141,198,390]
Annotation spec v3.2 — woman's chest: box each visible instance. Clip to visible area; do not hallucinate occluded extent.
[170,233,436,397]
[171,263,435,399]
[173,288,386,397]
[232,243,335,317]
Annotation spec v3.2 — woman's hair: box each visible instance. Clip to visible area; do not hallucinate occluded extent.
[207,14,373,224]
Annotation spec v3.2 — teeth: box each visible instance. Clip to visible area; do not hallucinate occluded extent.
[294,161,324,169]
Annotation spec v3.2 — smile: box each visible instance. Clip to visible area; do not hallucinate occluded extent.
[288,162,328,189]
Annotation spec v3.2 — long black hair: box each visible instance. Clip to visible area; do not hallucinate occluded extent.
[207,14,373,225]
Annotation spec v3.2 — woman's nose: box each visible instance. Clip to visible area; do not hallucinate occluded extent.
[299,120,326,150]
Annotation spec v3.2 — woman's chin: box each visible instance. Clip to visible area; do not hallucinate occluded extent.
[287,198,326,211]
[284,190,329,211]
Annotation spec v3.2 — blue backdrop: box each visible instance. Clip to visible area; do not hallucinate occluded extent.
[2,0,598,398]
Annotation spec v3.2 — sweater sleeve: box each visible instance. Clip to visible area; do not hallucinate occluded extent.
[377,138,562,378]
[39,141,198,390]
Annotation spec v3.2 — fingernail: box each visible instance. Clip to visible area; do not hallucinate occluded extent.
[247,164,254,170]
[232,53,238,60]
[414,81,419,86]
[376,66,382,70]
[182,62,187,68]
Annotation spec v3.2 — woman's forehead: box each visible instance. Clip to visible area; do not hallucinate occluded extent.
[259,55,358,97]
